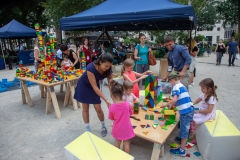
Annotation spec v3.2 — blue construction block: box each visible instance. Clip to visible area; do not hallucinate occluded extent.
[2,78,7,83]
[1,78,14,88]
[14,78,20,82]
[0,85,8,92]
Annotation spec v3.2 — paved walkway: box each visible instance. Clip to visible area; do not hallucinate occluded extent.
[0,52,239,160]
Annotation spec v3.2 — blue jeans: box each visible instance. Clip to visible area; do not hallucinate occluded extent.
[179,110,194,139]
[228,51,236,65]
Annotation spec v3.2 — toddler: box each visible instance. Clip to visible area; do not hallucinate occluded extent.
[108,80,135,154]
[61,55,73,67]
[122,80,139,109]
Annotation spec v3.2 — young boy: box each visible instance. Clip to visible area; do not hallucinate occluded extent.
[161,71,194,156]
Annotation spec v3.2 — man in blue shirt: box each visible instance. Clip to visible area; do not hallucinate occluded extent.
[226,37,239,66]
[163,36,192,90]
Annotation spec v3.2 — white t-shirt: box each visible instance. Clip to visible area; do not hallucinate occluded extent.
[122,93,137,106]
[63,59,71,67]
[56,49,62,59]
[34,46,40,62]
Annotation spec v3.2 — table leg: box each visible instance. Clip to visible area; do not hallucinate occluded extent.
[70,81,78,111]
[160,144,164,158]
[49,86,61,119]
[60,84,63,93]
[20,81,26,104]
[63,83,71,107]
[40,85,44,98]
[44,86,47,98]
[22,81,33,107]
[150,143,163,160]
[46,88,52,114]
[78,102,82,109]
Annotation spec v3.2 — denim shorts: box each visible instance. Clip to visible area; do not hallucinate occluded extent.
[179,110,194,139]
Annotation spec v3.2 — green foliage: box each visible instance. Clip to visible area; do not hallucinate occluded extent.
[124,38,131,45]
[131,38,140,44]
[174,0,218,30]
[195,34,207,42]
[216,0,238,28]
[211,45,216,51]
[0,0,47,28]
[44,0,104,28]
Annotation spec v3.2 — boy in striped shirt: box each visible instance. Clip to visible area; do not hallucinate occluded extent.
[161,71,194,156]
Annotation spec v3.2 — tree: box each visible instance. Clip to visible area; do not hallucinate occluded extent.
[216,0,239,42]
[43,0,104,43]
[174,0,218,31]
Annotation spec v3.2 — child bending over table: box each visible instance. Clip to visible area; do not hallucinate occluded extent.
[161,71,194,157]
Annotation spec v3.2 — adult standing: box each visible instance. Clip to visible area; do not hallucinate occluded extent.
[74,53,113,136]
[186,38,198,87]
[226,37,239,66]
[207,41,211,57]
[134,33,152,89]
[60,44,80,69]
[163,36,192,90]
[78,38,92,66]
[33,39,41,72]
[214,39,225,66]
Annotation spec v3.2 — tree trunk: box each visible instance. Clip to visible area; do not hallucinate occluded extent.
[55,26,62,44]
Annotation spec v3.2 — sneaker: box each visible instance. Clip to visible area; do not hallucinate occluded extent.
[170,147,186,157]
[232,64,235,66]
[188,84,192,88]
[191,82,195,86]
[86,126,91,132]
[101,127,107,137]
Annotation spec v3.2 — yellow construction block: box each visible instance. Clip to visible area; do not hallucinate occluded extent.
[64,132,134,160]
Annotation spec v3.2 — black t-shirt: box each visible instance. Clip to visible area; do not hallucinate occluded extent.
[68,49,80,69]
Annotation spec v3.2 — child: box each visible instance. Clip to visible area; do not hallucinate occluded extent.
[121,59,152,98]
[61,55,73,67]
[122,80,139,109]
[161,71,194,157]
[108,80,135,154]
[189,78,218,138]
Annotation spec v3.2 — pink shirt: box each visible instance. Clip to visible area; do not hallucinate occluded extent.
[108,101,135,140]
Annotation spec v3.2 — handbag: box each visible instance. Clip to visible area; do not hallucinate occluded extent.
[236,53,240,60]
[137,44,156,66]
[148,51,157,66]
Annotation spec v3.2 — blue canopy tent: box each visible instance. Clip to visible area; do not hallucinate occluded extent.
[0,19,37,39]
[60,0,197,31]
[0,19,37,69]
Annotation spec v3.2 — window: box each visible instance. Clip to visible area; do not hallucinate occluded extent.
[216,20,221,24]
[217,27,221,31]
[216,36,220,43]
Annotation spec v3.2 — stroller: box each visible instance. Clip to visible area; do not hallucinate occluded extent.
[112,48,124,65]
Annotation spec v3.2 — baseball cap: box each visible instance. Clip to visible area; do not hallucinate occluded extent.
[168,71,180,81]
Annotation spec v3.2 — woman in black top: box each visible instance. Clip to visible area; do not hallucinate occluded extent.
[60,44,80,69]
[214,39,225,66]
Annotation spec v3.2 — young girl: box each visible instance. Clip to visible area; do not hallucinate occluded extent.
[61,55,73,67]
[108,80,135,154]
[190,78,218,138]
[122,80,139,109]
[122,59,152,98]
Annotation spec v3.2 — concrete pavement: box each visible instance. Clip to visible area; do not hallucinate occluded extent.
[0,52,239,160]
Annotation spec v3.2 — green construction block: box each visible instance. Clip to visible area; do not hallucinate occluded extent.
[165,119,176,126]
[173,107,178,111]
[162,125,168,130]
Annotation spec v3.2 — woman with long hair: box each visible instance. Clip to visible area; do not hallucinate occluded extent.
[78,38,93,66]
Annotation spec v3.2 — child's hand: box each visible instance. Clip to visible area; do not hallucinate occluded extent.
[141,75,148,79]
[147,70,153,75]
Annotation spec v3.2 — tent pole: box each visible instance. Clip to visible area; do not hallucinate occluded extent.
[0,38,7,69]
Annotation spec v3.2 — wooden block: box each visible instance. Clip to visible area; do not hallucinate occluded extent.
[22,82,33,107]
[46,88,52,114]
[20,81,26,104]
[49,86,61,119]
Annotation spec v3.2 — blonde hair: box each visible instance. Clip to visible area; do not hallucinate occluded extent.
[187,38,197,52]
[121,59,135,75]
[123,80,133,90]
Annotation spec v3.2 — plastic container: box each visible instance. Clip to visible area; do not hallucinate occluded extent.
[158,79,172,94]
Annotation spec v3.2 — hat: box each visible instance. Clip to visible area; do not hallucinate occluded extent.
[168,71,180,80]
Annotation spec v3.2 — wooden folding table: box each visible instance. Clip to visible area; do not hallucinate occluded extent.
[17,77,80,119]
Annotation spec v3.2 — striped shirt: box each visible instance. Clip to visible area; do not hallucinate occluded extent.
[172,83,193,114]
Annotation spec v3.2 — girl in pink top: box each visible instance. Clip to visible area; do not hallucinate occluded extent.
[121,59,152,98]
[108,80,135,154]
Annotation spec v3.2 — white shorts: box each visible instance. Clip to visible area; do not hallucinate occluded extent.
[189,57,196,72]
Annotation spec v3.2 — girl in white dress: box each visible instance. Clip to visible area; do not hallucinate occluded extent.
[61,55,73,68]
[189,78,218,138]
